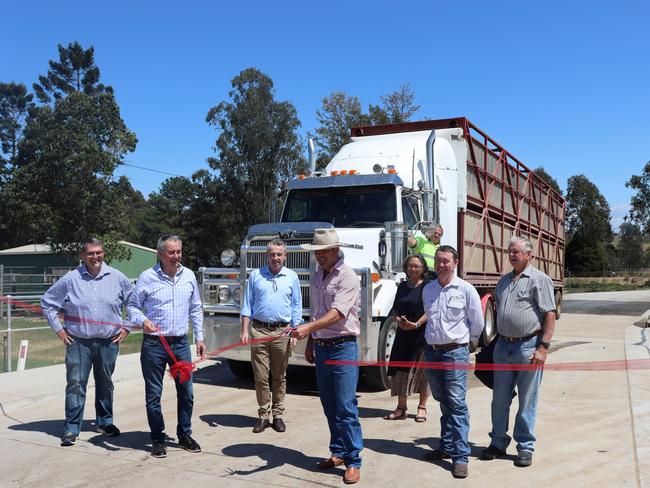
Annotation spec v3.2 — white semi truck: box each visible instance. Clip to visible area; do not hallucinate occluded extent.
[198,117,565,389]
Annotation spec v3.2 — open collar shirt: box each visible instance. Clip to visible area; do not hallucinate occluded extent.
[240,265,302,326]
[127,263,204,341]
[423,276,484,345]
[41,263,134,339]
[495,265,556,338]
[310,259,360,339]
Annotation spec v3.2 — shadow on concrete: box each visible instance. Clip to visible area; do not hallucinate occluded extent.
[363,436,511,470]
[221,442,326,478]
[199,413,257,429]
[7,419,153,452]
[86,430,152,452]
[8,419,94,438]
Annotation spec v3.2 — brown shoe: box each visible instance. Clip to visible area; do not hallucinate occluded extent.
[343,466,360,484]
[452,463,469,479]
[317,456,345,469]
[252,418,270,433]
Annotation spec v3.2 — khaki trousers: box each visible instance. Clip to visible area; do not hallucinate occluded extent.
[250,324,291,419]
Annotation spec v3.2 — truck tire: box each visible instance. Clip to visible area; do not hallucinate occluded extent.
[227,359,254,380]
[480,297,496,346]
[554,290,562,320]
[363,316,398,390]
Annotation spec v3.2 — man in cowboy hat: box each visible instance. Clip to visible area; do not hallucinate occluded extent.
[288,228,363,485]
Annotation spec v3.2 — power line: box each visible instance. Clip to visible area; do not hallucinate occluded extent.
[120,161,185,177]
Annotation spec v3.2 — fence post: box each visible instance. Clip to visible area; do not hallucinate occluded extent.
[0,264,4,322]
[5,295,11,373]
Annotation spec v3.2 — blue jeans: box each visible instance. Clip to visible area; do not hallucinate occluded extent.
[424,345,470,464]
[489,335,543,453]
[140,335,194,441]
[64,336,119,436]
[314,340,363,468]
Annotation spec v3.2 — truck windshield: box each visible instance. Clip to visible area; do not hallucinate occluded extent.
[282,184,396,227]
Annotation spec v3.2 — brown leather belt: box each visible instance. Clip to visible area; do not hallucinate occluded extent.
[430,343,467,351]
[253,319,289,329]
[501,331,539,342]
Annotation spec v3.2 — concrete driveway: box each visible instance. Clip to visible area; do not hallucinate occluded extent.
[1,291,648,487]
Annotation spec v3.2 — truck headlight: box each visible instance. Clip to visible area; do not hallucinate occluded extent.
[218,286,232,302]
[221,249,236,267]
[232,286,241,304]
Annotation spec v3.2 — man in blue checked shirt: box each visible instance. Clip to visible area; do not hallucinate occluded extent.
[41,237,134,448]
[127,234,205,458]
[240,238,302,434]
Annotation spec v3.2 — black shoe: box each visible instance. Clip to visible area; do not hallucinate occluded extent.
[423,448,451,461]
[253,418,270,433]
[60,433,76,447]
[481,445,507,460]
[272,418,286,433]
[96,424,120,437]
[178,434,201,453]
[514,450,533,467]
[151,440,167,458]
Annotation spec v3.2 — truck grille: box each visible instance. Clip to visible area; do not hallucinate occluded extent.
[244,239,313,270]
[242,238,313,311]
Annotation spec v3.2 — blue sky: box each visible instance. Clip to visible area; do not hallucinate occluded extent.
[2,0,648,229]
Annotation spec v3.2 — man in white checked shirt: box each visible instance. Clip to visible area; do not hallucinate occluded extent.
[127,234,205,458]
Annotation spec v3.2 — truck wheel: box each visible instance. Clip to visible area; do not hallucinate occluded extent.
[228,359,254,379]
[480,298,496,346]
[554,290,562,320]
[363,316,398,390]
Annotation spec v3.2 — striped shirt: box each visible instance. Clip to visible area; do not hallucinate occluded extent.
[127,263,204,341]
[495,265,556,338]
[310,259,360,339]
[240,266,302,327]
[423,276,484,345]
[41,263,133,339]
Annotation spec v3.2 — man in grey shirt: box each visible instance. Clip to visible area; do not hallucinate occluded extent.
[481,236,556,468]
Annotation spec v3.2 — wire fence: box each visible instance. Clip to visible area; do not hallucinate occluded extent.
[0,293,149,374]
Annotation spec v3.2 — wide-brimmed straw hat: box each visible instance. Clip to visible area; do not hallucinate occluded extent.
[301,228,342,251]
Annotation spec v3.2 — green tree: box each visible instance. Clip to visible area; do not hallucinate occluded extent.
[205,67,305,243]
[7,91,137,256]
[0,82,34,172]
[532,166,562,195]
[310,85,420,169]
[617,222,644,274]
[564,174,612,275]
[379,84,420,124]
[626,160,650,234]
[311,92,368,169]
[32,42,112,104]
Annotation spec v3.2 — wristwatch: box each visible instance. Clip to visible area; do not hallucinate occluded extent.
[539,340,551,349]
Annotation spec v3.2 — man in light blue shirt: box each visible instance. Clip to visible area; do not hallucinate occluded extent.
[127,234,204,458]
[41,237,133,447]
[421,245,484,479]
[240,238,302,434]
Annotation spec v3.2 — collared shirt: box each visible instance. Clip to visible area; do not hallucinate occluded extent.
[411,236,439,268]
[423,276,484,345]
[127,263,204,341]
[310,259,360,339]
[495,265,556,338]
[240,266,302,327]
[41,263,133,339]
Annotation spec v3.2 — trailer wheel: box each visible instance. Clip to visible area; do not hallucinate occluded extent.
[480,298,496,346]
[363,316,398,390]
[227,359,254,380]
[554,290,562,320]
